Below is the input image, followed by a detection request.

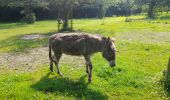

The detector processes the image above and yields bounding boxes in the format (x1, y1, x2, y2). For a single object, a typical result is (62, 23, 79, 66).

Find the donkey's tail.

(49, 45, 53, 61)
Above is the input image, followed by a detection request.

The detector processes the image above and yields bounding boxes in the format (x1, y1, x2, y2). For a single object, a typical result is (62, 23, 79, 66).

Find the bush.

(22, 13, 36, 24)
(125, 17, 132, 22)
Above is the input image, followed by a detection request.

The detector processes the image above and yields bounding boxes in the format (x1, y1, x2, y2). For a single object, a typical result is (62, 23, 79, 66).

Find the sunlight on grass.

(1, 14, 170, 53)
(0, 14, 170, 99)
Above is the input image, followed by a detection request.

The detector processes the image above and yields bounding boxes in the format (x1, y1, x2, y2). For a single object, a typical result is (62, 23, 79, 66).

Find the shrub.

(22, 13, 36, 24)
(125, 17, 132, 22)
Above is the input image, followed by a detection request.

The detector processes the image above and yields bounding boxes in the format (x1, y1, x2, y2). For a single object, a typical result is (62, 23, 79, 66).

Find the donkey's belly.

(63, 51, 83, 56)
(62, 49, 84, 56)
(61, 45, 85, 56)
(59, 36, 88, 56)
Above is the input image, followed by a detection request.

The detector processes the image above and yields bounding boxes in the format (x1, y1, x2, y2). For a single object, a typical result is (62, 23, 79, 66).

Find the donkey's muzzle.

(109, 61, 116, 67)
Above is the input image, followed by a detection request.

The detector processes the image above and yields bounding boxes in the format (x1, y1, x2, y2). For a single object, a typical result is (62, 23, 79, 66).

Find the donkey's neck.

(91, 37, 106, 53)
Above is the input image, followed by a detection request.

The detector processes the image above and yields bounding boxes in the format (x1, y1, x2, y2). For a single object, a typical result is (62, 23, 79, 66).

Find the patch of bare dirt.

(117, 31, 170, 43)
(21, 34, 46, 40)
(0, 47, 85, 73)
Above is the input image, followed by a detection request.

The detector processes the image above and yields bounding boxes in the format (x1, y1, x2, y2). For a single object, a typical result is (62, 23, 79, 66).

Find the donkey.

(49, 33, 116, 83)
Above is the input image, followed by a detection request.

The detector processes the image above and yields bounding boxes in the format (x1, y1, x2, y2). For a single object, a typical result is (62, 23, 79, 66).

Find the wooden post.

(71, 9, 73, 31)
(57, 18, 60, 32)
(57, 10, 60, 32)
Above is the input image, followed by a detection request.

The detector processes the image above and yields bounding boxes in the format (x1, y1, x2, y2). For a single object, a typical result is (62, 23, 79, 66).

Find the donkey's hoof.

(50, 69, 53, 72)
(88, 78, 92, 83)
(58, 73, 63, 77)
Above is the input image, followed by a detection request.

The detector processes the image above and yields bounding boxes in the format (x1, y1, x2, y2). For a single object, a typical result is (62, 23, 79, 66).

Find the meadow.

(0, 14, 170, 99)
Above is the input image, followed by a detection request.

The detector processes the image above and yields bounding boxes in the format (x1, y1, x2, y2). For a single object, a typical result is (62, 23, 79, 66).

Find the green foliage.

(0, 0, 48, 8)
(1, 14, 170, 52)
(78, 0, 121, 18)
(0, 0, 47, 23)
(22, 13, 36, 24)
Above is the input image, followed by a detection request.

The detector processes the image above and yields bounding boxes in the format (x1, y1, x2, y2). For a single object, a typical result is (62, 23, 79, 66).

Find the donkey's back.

(49, 33, 103, 56)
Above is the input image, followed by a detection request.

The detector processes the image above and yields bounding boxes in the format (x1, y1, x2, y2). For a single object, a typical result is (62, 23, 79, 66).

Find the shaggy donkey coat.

(49, 33, 116, 82)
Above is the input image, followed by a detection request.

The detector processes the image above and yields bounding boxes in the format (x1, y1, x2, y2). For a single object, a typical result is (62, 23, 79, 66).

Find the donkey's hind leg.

(50, 58, 54, 72)
(53, 53, 63, 76)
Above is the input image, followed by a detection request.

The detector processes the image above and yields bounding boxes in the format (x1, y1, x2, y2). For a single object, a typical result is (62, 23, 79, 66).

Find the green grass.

(0, 14, 170, 53)
(0, 14, 170, 99)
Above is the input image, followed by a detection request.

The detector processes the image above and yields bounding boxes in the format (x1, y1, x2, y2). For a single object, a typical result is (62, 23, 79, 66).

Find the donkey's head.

(102, 37, 116, 67)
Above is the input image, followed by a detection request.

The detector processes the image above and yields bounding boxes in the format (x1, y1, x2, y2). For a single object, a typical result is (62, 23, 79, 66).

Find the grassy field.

(0, 14, 170, 99)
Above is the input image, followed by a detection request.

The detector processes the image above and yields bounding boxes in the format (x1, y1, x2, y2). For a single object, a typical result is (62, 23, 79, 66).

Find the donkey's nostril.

(109, 61, 116, 67)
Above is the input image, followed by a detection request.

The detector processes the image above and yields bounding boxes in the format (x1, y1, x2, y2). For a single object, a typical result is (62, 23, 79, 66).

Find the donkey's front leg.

(86, 64, 89, 74)
(84, 55, 93, 83)
(84, 56, 89, 74)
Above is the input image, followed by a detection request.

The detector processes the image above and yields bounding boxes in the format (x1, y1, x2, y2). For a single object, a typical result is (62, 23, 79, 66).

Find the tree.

(77, 0, 115, 19)
(92, 0, 114, 19)
(162, 0, 170, 13)
(147, 0, 157, 18)
(134, 0, 158, 18)
(49, 0, 78, 31)
(0, 0, 48, 23)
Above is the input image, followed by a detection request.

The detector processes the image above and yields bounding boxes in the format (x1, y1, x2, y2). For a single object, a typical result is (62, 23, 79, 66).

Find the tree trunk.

(70, 10, 73, 31)
(63, 18, 69, 30)
(57, 11, 60, 31)
(148, 0, 156, 18)
(161, 7, 163, 15)
(98, 5, 105, 19)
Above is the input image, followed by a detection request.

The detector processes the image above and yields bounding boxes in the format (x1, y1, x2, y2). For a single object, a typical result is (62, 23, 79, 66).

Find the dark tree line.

(0, 0, 170, 25)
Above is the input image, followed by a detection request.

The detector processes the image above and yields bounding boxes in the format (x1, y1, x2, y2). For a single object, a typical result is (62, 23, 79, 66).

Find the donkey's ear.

(110, 37, 115, 42)
(108, 37, 114, 42)
(107, 37, 111, 43)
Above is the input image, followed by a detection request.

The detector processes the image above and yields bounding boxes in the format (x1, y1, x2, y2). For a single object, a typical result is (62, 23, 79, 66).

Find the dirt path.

(117, 31, 170, 44)
(0, 47, 85, 73)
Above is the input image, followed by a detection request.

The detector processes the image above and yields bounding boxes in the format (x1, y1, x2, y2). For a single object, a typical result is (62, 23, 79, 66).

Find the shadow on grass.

(159, 14, 170, 20)
(163, 75, 170, 99)
(0, 22, 28, 30)
(0, 32, 55, 53)
(162, 58, 170, 98)
(31, 72, 108, 100)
